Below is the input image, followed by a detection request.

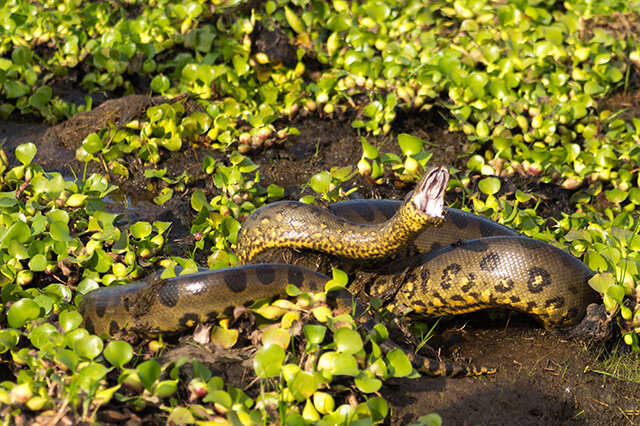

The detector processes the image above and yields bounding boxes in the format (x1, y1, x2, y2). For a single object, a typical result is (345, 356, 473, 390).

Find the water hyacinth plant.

(1, 0, 640, 422)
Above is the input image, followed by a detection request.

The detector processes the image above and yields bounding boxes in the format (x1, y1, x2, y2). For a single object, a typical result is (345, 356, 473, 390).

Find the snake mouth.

(413, 165, 449, 218)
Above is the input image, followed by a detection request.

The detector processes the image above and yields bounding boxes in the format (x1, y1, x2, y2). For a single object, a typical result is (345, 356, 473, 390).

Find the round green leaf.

(15, 143, 37, 166)
(29, 323, 58, 349)
(290, 371, 318, 402)
(397, 133, 424, 156)
(334, 328, 363, 355)
(154, 379, 178, 398)
(0, 221, 32, 247)
(254, 343, 286, 378)
(168, 406, 195, 424)
(150, 75, 170, 93)
(0, 329, 20, 353)
(303, 325, 327, 345)
(29, 253, 47, 272)
(7, 298, 41, 328)
(309, 172, 332, 194)
(75, 335, 104, 360)
(130, 222, 152, 239)
(386, 348, 413, 377)
(59, 311, 83, 332)
(355, 370, 382, 393)
(478, 177, 501, 195)
(318, 351, 359, 376)
(50, 221, 72, 241)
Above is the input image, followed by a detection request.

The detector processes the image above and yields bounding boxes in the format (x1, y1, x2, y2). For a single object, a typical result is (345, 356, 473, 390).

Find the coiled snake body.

(80, 166, 597, 376)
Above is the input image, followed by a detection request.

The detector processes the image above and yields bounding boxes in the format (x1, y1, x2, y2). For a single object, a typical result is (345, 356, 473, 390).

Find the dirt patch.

(3, 97, 639, 425)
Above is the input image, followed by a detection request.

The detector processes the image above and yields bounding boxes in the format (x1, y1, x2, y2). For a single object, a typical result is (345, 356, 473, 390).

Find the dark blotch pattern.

(257, 265, 276, 285)
(95, 301, 107, 318)
(430, 242, 443, 251)
(478, 221, 493, 237)
(158, 283, 179, 307)
(545, 296, 565, 309)
(448, 211, 469, 229)
(515, 237, 541, 250)
(494, 278, 514, 293)
(355, 203, 376, 222)
(178, 313, 200, 329)
(461, 239, 489, 252)
(287, 267, 304, 288)
(206, 310, 219, 321)
(440, 263, 461, 289)
(450, 295, 465, 302)
(526, 267, 552, 293)
(565, 307, 579, 320)
(480, 252, 500, 271)
(460, 273, 477, 292)
(224, 269, 247, 293)
(84, 317, 94, 334)
(109, 320, 120, 335)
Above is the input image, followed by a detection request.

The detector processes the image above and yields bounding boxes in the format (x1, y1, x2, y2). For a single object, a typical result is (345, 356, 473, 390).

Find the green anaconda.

(80, 165, 598, 376)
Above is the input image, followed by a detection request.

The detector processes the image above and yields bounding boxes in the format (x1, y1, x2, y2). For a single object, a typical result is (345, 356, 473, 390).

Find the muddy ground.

(2, 94, 640, 425)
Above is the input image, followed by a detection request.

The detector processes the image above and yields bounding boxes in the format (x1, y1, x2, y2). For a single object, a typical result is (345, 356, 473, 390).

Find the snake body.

(80, 165, 597, 376)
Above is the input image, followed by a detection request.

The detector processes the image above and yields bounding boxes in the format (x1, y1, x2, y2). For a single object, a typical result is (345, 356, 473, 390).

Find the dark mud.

(2, 95, 640, 425)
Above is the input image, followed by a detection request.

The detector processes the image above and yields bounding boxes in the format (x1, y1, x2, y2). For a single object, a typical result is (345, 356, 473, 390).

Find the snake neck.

(237, 198, 444, 263)
(237, 165, 449, 263)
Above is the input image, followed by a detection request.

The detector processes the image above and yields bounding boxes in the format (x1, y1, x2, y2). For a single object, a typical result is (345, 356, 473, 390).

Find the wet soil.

(2, 95, 640, 425)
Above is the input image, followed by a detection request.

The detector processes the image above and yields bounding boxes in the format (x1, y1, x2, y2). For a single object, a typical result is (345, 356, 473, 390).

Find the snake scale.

(80, 165, 597, 377)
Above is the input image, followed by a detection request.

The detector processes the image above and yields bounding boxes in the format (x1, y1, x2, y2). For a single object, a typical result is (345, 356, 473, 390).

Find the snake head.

(412, 165, 449, 219)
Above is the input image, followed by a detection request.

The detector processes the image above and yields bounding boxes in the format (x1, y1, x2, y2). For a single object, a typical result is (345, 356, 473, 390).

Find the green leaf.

(130, 222, 152, 239)
(605, 284, 625, 304)
(386, 348, 413, 377)
(4, 81, 30, 99)
(7, 298, 41, 328)
(153, 187, 173, 205)
(355, 370, 382, 393)
(75, 335, 104, 360)
(254, 343, 285, 378)
(309, 171, 332, 194)
(29, 86, 53, 111)
(29, 253, 47, 272)
(317, 351, 359, 376)
(50, 221, 72, 241)
(290, 371, 317, 401)
(334, 328, 363, 355)
(30, 323, 59, 349)
(54, 348, 80, 371)
(150, 75, 170, 93)
(478, 177, 501, 195)
(59, 311, 83, 332)
(397, 133, 424, 156)
(137, 360, 162, 391)
(605, 188, 628, 204)
(0, 329, 20, 353)
(154, 379, 178, 398)
(267, 184, 284, 199)
(303, 325, 327, 345)
(285, 7, 305, 34)
(104, 341, 134, 368)
(15, 143, 37, 165)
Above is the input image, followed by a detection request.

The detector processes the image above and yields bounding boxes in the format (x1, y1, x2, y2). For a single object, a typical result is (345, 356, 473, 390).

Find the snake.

(79, 165, 598, 376)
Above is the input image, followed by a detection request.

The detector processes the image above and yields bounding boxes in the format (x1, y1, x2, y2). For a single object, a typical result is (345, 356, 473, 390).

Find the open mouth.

(413, 165, 449, 218)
